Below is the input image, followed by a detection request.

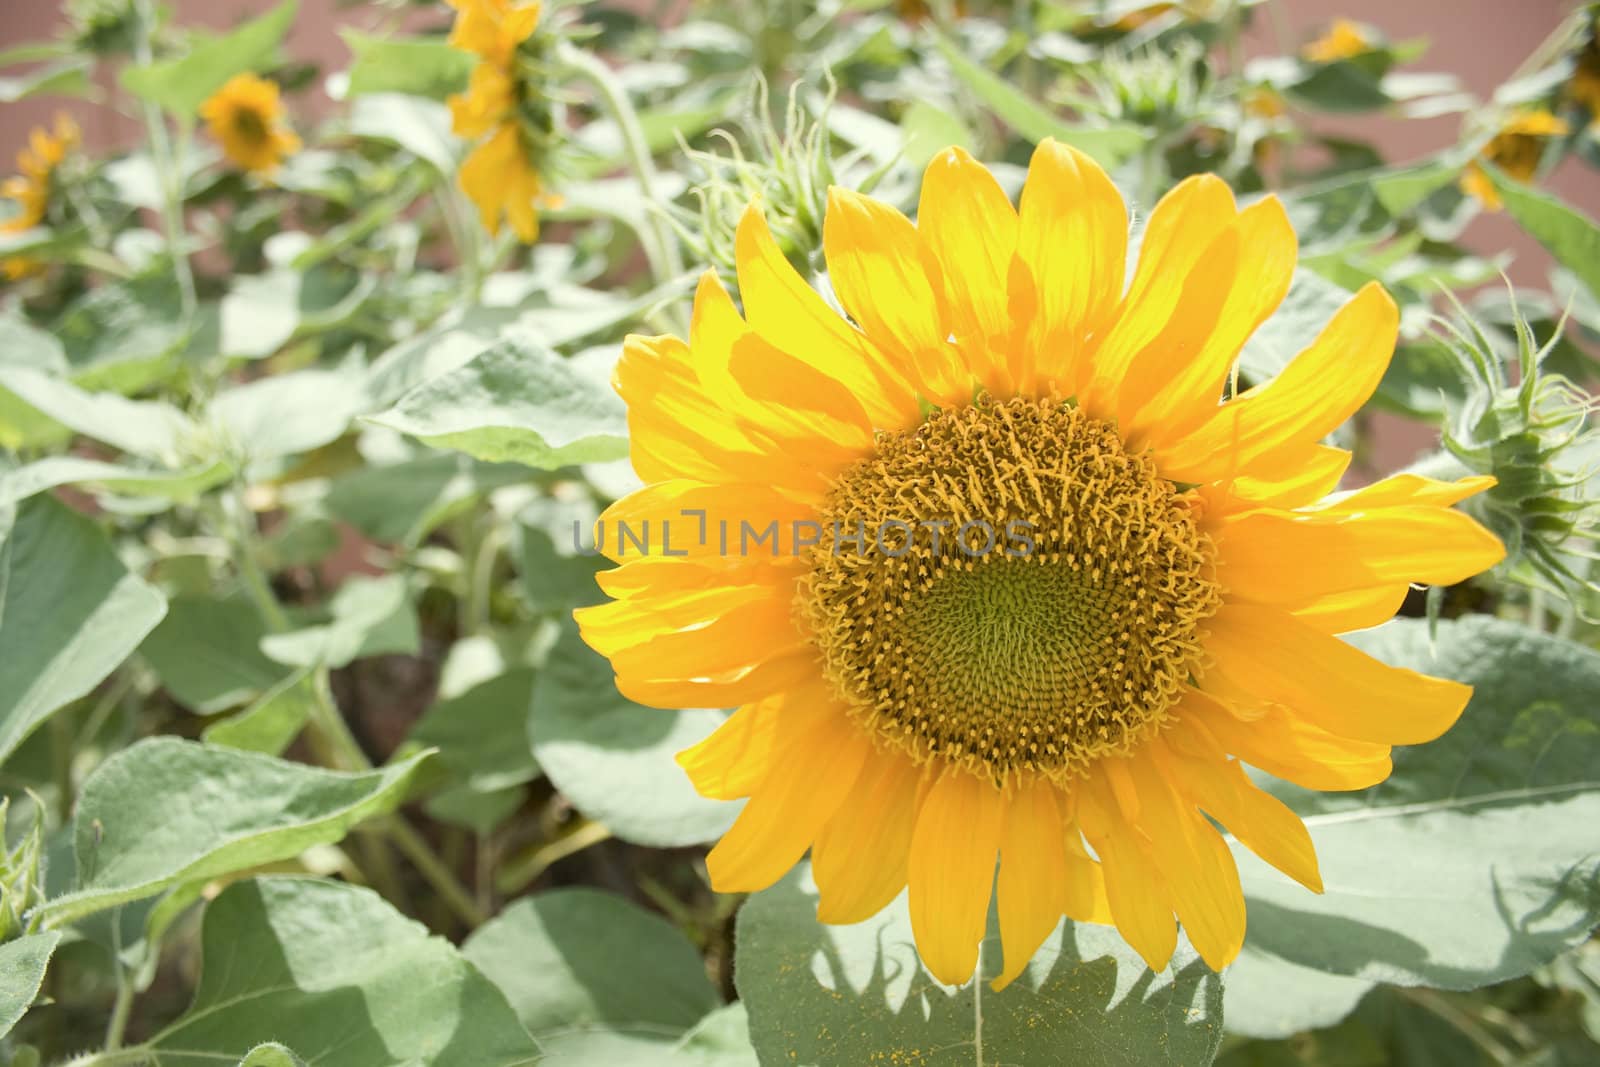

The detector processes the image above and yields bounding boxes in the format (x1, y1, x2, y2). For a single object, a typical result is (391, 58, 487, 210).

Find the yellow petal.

(734, 203, 920, 429)
(676, 698, 784, 800)
(917, 145, 1018, 387)
(1123, 754, 1247, 970)
(1216, 505, 1506, 605)
(1009, 139, 1128, 391)
(617, 649, 821, 710)
(813, 752, 927, 924)
(824, 187, 964, 403)
(907, 771, 1005, 986)
(1206, 602, 1472, 746)
(594, 482, 819, 565)
(992, 779, 1070, 990)
(1315, 473, 1497, 512)
(1181, 687, 1393, 791)
(1127, 196, 1297, 445)
(1061, 821, 1112, 926)
(1160, 283, 1399, 483)
(706, 711, 870, 892)
(1076, 778, 1177, 972)
(1289, 584, 1411, 633)
(1080, 175, 1235, 412)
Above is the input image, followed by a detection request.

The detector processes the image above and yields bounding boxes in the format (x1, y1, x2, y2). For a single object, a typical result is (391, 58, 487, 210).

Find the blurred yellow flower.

(1460, 110, 1570, 211)
(199, 73, 301, 174)
(1302, 18, 1373, 63)
(577, 143, 1504, 988)
(446, 0, 549, 242)
(1568, 32, 1600, 122)
(1, 113, 78, 280)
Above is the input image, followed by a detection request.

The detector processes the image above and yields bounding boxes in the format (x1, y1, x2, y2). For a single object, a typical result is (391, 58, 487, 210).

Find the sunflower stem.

(558, 41, 686, 322)
(132, 0, 197, 323)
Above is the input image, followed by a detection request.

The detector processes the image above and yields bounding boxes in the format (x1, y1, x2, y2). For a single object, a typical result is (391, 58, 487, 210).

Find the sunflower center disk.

(800, 395, 1221, 784)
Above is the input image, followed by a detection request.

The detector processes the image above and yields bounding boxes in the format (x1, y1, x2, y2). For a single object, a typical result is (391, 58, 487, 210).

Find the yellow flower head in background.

(199, 73, 301, 174)
(1567, 30, 1600, 121)
(1302, 18, 1374, 63)
(447, 0, 549, 243)
(2, 113, 79, 280)
(576, 143, 1506, 987)
(1460, 110, 1569, 211)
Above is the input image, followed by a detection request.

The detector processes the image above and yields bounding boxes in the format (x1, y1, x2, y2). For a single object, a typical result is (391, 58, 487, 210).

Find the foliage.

(1, 0, 1598, 1064)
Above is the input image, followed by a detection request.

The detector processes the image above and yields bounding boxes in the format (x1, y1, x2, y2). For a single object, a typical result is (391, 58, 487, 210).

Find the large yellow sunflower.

(446, 0, 549, 243)
(576, 142, 1505, 989)
(199, 73, 300, 175)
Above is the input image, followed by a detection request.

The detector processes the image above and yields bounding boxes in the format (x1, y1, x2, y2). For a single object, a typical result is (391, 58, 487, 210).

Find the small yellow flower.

(576, 143, 1505, 987)
(199, 73, 300, 175)
(1460, 110, 1570, 211)
(459, 123, 546, 243)
(446, 0, 550, 243)
(1, 113, 78, 280)
(1302, 18, 1373, 63)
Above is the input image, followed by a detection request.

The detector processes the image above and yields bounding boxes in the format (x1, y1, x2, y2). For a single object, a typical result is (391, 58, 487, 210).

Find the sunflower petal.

(993, 779, 1070, 991)
(907, 771, 1005, 986)
(813, 753, 927, 924)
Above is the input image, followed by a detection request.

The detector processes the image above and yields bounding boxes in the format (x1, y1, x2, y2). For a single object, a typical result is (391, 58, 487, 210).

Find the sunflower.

(446, 0, 552, 243)
(2, 113, 78, 280)
(576, 142, 1505, 988)
(1567, 30, 1600, 124)
(1302, 18, 1373, 63)
(199, 73, 300, 175)
(1460, 110, 1569, 211)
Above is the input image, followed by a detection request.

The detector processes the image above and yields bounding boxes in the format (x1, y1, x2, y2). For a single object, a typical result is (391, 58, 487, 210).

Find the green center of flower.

(800, 395, 1220, 783)
(233, 107, 269, 145)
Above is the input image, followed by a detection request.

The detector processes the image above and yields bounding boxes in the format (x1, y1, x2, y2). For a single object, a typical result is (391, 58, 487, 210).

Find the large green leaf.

(736, 865, 1225, 1066)
(1488, 166, 1600, 301)
(1226, 618, 1600, 1037)
(529, 622, 735, 847)
(409, 669, 541, 793)
(343, 30, 475, 100)
(463, 889, 720, 1039)
(536, 1005, 756, 1067)
(366, 336, 629, 470)
(0, 931, 60, 1038)
(121, 1, 299, 117)
(0, 365, 195, 459)
(325, 452, 528, 547)
(139, 594, 288, 714)
(210, 367, 366, 463)
(135, 877, 540, 1065)
(931, 34, 1144, 165)
(0, 455, 232, 508)
(259, 574, 419, 669)
(38, 739, 431, 927)
(0, 495, 166, 766)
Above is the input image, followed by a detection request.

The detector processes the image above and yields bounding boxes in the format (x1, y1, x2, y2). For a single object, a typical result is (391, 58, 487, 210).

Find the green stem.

(388, 818, 488, 927)
(104, 909, 134, 1051)
(496, 817, 612, 894)
(558, 42, 685, 292)
(64, 1050, 152, 1067)
(132, 0, 196, 322)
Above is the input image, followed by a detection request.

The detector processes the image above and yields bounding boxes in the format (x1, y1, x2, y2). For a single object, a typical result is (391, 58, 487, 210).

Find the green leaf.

(210, 367, 366, 463)
(0, 365, 196, 459)
(1488, 166, 1600, 301)
(463, 889, 720, 1040)
(218, 267, 373, 360)
(38, 739, 431, 927)
(326, 452, 528, 547)
(517, 496, 605, 613)
(55, 277, 189, 390)
(121, 1, 299, 117)
(535, 1006, 757, 1067)
(139, 595, 288, 714)
(0, 931, 60, 1038)
(138, 877, 540, 1064)
(203, 669, 316, 756)
(410, 669, 541, 792)
(366, 336, 630, 470)
(1230, 618, 1600, 1036)
(736, 865, 1225, 1066)
(0, 495, 167, 766)
(0, 57, 92, 102)
(260, 574, 419, 669)
(932, 33, 1144, 165)
(1222, 945, 1377, 1040)
(343, 30, 475, 100)
(348, 93, 460, 174)
(0, 455, 232, 509)
(529, 622, 735, 847)
(238, 1044, 307, 1067)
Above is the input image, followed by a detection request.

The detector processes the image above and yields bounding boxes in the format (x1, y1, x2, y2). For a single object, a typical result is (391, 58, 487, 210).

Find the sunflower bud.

(0, 798, 46, 942)
(1437, 297, 1599, 613)
(66, 0, 141, 57)
(671, 77, 881, 283)
(1075, 41, 1215, 135)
